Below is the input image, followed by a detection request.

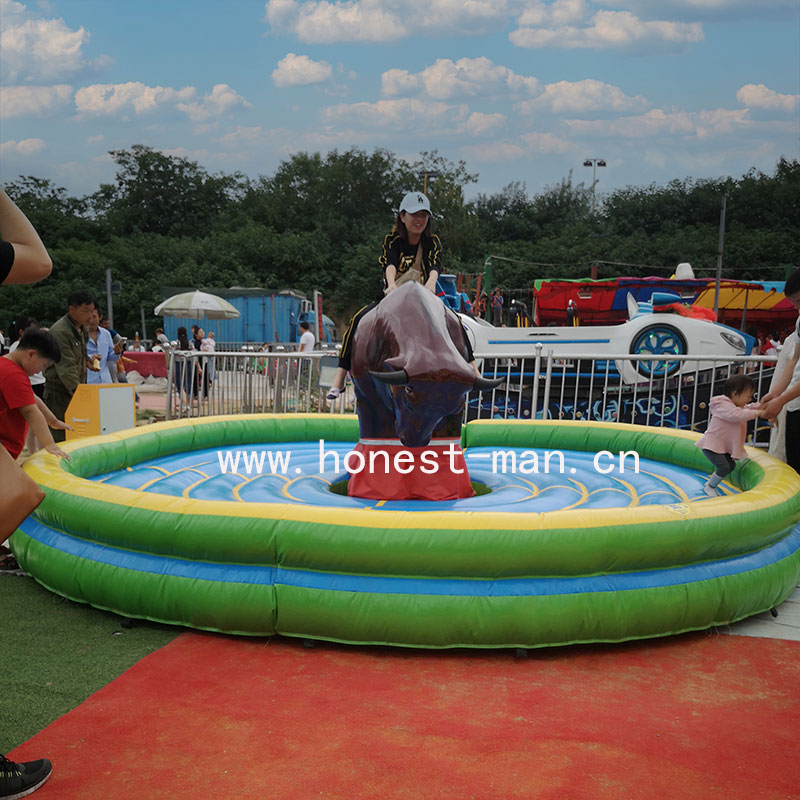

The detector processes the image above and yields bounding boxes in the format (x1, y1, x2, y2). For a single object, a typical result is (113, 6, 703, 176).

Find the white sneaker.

(703, 480, 720, 497)
(326, 387, 342, 400)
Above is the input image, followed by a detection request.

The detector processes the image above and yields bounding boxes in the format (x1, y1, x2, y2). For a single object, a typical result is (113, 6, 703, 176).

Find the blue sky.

(1, 0, 798, 202)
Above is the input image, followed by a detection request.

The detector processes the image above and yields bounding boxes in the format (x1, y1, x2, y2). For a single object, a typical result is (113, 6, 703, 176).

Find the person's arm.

(424, 235, 442, 293)
(380, 232, 399, 294)
(0, 189, 52, 285)
(34, 395, 73, 433)
(424, 269, 439, 293)
(760, 343, 800, 418)
(384, 264, 397, 294)
(19, 403, 69, 458)
(105, 336, 119, 363)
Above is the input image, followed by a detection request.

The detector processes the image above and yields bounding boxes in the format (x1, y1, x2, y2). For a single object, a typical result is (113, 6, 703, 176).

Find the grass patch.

(0, 575, 179, 749)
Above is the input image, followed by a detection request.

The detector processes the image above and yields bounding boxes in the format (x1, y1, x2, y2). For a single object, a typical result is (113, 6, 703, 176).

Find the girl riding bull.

(326, 191, 477, 399)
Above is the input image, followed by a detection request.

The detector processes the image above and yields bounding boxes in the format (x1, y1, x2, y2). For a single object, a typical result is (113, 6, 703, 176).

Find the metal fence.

(165, 349, 777, 447)
(166, 350, 351, 417)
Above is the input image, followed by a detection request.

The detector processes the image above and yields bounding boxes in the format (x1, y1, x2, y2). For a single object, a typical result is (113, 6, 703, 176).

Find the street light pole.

(421, 170, 441, 194)
(583, 158, 606, 210)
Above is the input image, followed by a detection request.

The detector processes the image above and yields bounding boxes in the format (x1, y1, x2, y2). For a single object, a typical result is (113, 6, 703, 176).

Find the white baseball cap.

(399, 191, 431, 215)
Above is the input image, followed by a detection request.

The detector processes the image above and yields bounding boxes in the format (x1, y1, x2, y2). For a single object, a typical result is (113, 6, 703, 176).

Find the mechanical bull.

(347, 281, 502, 500)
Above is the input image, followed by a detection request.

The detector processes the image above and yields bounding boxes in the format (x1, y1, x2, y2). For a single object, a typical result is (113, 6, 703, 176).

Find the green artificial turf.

(0, 575, 179, 750)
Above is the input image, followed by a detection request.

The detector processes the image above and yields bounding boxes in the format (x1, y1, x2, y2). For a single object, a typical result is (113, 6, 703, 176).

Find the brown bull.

(351, 281, 501, 448)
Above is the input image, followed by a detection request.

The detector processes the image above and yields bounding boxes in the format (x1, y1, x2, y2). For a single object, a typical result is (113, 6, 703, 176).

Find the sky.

(1, 0, 798, 203)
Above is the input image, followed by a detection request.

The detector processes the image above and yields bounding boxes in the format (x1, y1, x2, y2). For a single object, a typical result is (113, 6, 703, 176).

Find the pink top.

(695, 395, 759, 460)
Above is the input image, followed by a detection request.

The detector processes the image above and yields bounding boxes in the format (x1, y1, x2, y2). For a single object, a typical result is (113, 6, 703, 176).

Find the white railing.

(469, 349, 775, 446)
(165, 349, 777, 446)
(166, 351, 352, 418)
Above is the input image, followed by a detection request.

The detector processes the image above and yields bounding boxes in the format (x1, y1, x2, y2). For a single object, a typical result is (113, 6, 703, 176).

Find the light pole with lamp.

(583, 158, 606, 210)
(420, 170, 440, 195)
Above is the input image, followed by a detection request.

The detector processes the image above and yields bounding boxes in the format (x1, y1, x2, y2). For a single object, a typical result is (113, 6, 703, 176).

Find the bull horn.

(368, 369, 408, 385)
(473, 376, 506, 391)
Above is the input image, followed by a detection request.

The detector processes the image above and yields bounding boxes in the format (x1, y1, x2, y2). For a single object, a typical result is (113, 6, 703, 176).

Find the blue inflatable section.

(91, 441, 729, 511)
(18, 516, 800, 597)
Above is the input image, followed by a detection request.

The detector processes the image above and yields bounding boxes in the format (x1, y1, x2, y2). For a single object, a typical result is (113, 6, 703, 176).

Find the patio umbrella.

(154, 290, 240, 320)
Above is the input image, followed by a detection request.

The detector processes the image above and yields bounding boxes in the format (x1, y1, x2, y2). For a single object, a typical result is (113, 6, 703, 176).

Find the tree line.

(1, 145, 797, 338)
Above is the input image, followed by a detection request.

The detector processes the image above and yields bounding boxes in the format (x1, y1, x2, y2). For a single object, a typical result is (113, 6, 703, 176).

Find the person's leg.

(328, 302, 376, 398)
(702, 449, 734, 495)
(785, 409, 800, 473)
(0, 753, 52, 797)
(43, 385, 71, 443)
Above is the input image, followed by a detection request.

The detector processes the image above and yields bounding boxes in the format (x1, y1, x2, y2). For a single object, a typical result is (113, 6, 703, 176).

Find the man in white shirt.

(761, 268, 800, 473)
(299, 321, 315, 352)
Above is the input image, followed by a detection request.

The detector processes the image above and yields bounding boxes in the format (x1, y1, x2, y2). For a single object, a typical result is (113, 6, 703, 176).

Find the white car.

(458, 300, 754, 385)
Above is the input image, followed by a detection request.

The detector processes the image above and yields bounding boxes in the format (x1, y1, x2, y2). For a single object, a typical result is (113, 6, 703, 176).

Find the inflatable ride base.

(10, 415, 800, 650)
(347, 439, 474, 500)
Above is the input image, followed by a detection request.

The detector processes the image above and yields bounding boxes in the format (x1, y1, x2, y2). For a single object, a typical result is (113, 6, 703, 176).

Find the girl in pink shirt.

(696, 374, 762, 496)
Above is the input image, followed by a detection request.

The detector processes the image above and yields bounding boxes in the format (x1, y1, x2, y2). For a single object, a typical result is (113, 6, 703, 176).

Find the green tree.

(92, 145, 240, 238)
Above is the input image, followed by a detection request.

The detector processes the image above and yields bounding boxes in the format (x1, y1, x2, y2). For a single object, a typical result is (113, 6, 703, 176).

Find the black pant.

(702, 449, 735, 478)
(786, 409, 800, 474)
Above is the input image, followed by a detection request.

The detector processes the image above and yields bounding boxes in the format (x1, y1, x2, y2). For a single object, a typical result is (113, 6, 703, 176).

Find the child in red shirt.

(1, 329, 70, 460)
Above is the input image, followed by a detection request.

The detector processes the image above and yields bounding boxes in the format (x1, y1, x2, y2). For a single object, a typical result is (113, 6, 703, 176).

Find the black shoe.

(0, 754, 53, 799)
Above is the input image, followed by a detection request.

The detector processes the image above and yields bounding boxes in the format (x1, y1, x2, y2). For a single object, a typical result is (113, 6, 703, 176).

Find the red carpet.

(11, 631, 800, 799)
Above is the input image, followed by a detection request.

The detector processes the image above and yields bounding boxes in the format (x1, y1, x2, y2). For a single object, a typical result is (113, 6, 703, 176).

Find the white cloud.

(565, 107, 750, 139)
(601, 1, 796, 19)
(177, 84, 251, 121)
(0, 0, 111, 82)
(0, 84, 72, 118)
(519, 131, 572, 152)
(461, 131, 570, 163)
(0, 137, 45, 156)
(511, 9, 704, 50)
(517, 0, 589, 27)
(461, 141, 527, 163)
(216, 126, 268, 145)
(736, 84, 798, 113)
(381, 57, 540, 100)
(321, 97, 468, 131)
(516, 79, 648, 113)
(463, 112, 507, 136)
(73, 82, 249, 121)
(75, 82, 195, 116)
(272, 53, 334, 87)
(266, 0, 404, 43)
(86, 134, 104, 144)
(265, 0, 515, 43)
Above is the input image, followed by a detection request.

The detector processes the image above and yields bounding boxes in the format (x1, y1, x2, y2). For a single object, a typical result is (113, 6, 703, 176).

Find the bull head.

(368, 369, 506, 447)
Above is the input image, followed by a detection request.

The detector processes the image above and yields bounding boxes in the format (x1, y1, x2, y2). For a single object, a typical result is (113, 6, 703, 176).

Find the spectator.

(760, 268, 800, 472)
(1, 329, 70, 462)
(43, 290, 95, 441)
(153, 327, 170, 351)
(86, 307, 119, 383)
(8, 316, 46, 453)
(490, 287, 503, 326)
(298, 321, 315, 353)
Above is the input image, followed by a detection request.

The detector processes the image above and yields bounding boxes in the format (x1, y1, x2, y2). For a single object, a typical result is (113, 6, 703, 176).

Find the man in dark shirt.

(43, 291, 96, 442)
